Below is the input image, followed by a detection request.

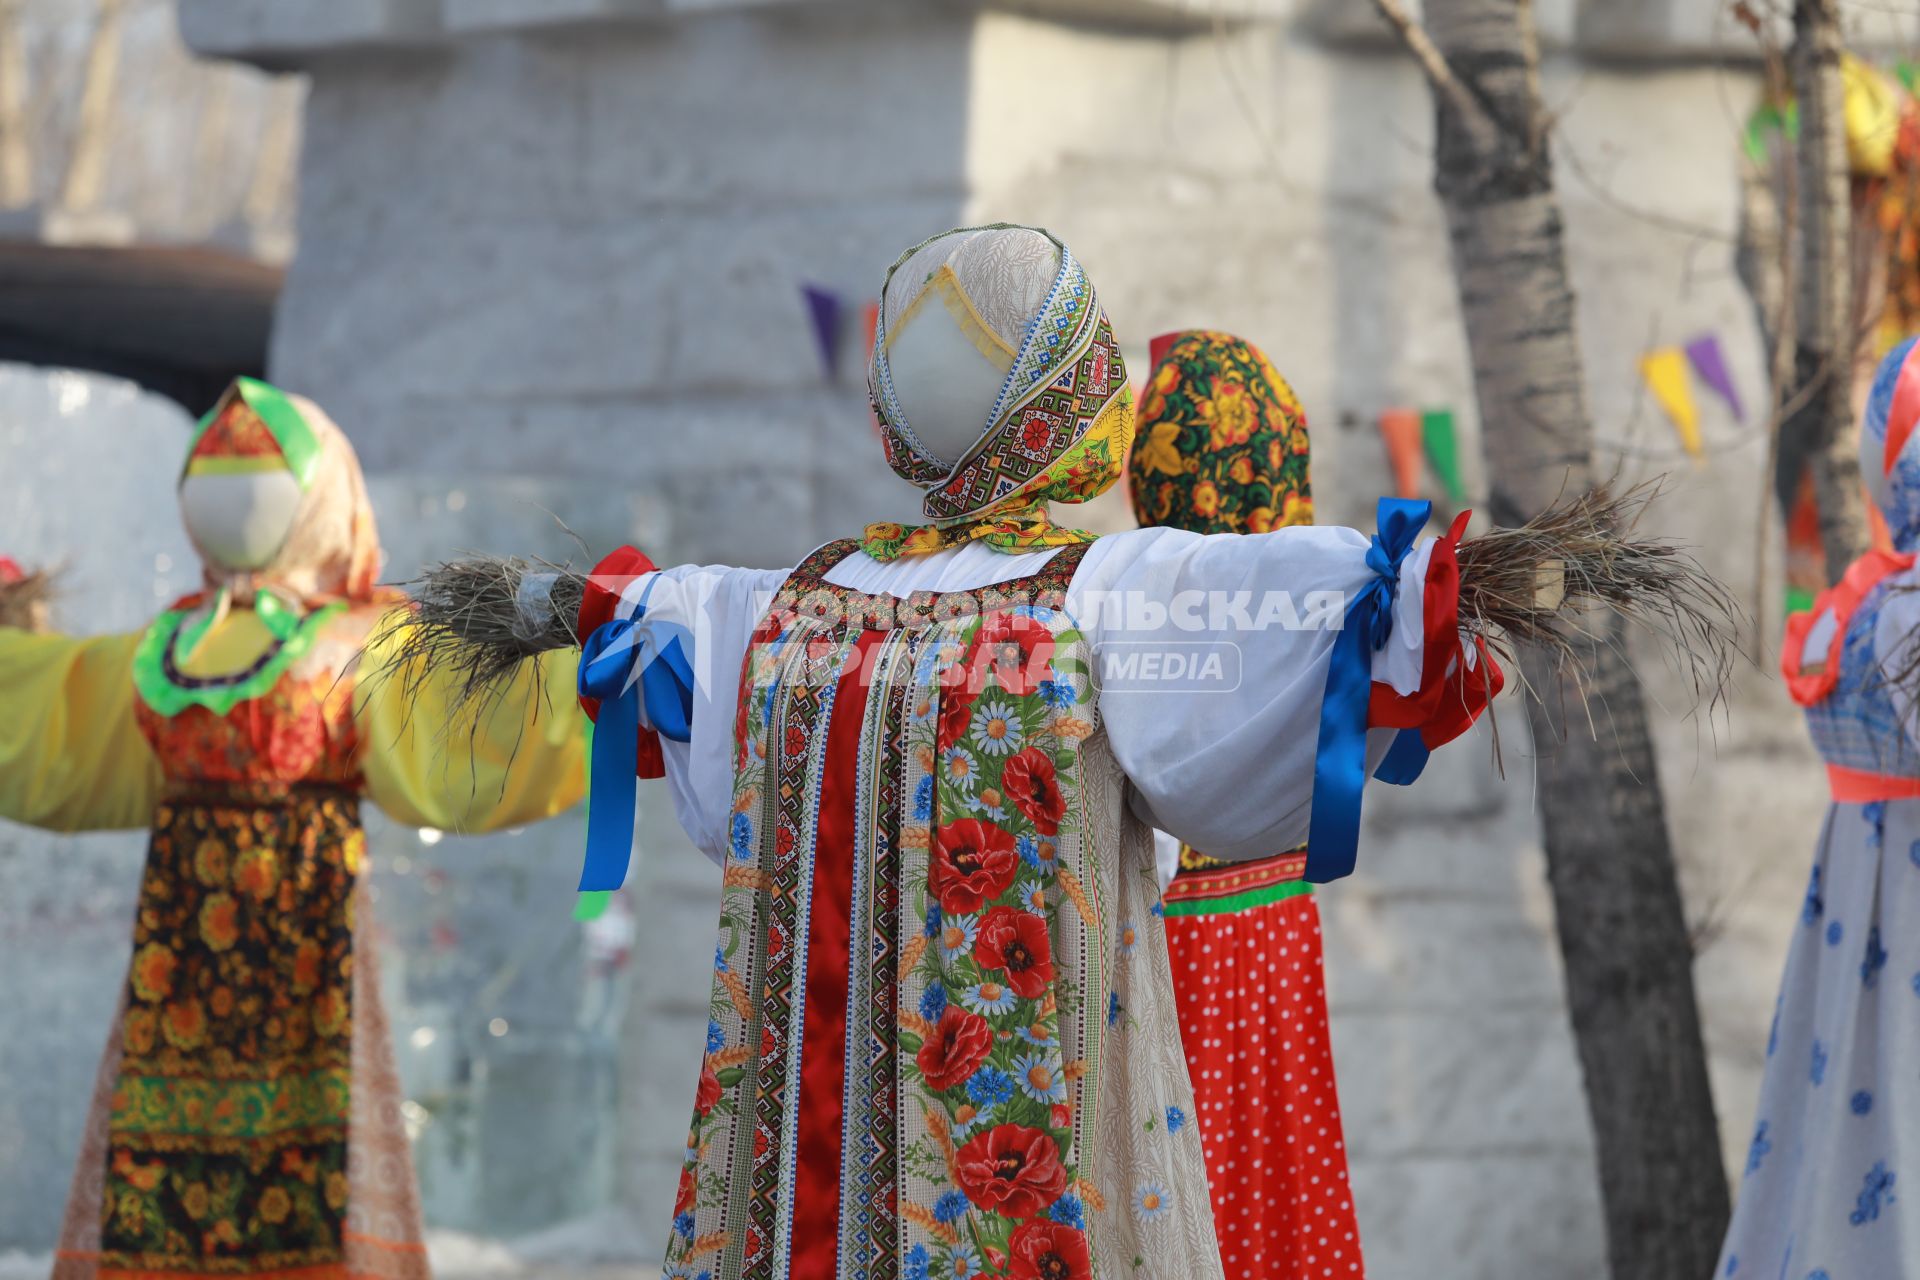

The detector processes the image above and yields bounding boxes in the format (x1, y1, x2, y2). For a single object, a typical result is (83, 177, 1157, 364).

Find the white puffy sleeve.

(1069, 524, 1497, 867)
(606, 562, 789, 864)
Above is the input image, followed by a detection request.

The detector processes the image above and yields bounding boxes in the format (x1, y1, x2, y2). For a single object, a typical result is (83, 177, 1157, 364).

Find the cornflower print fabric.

(1718, 338, 1920, 1279)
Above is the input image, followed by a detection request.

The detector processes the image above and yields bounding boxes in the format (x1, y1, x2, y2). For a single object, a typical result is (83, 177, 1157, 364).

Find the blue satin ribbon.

(1305, 497, 1432, 883)
(1374, 729, 1431, 785)
(577, 602, 695, 892)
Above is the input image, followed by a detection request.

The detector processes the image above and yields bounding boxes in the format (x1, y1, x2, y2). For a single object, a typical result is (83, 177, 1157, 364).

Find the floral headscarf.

(862, 225, 1134, 560)
(1862, 336, 1920, 551)
(182, 377, 386, 610)
(1127, 330, 1312, 534)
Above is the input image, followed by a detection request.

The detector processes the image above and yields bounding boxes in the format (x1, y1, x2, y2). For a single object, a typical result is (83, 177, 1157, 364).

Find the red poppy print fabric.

(892, 606, 1098, 1276)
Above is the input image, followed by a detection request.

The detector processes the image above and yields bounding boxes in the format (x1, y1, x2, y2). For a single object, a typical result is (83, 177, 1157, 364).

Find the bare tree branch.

(1369, 0, 1494, 132)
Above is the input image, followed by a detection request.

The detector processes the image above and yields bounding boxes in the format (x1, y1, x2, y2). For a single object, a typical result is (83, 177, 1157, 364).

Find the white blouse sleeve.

(614, 562, 789, 864)
(1069, 524, 1457, 866)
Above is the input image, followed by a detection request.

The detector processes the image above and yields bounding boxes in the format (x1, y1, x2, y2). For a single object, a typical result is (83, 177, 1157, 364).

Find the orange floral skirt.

(53, 785, 427, 1280)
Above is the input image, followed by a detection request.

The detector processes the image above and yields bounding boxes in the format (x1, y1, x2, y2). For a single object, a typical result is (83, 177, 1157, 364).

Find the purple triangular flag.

(801, 283, 844, 381)
(1684, 333, 1744, 423)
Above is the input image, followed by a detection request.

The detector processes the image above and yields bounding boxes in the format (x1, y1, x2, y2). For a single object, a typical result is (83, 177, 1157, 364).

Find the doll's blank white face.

(888, 298, 1010, 469)
(179, 470, 304, 571)
(881, 229, 1061, 470)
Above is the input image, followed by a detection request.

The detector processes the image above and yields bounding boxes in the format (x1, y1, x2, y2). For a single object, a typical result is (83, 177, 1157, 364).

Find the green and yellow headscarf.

(1127, 329, 1312, 535)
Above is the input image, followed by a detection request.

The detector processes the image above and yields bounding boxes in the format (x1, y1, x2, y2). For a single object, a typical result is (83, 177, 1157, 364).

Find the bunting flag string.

(1639, 346, 1704, 460)
(800, 283, 845, 381)
(1421, 407, 1466, 503)
(1378, 408, 1425, 500)
(1684, 333, 1744, 423)
(1785, 467, 1825, 616)
(1743, 100, 1798, 168)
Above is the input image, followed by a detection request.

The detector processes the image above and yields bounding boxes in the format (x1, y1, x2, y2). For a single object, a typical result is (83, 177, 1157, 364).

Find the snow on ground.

(0, 1215, 655, 1279)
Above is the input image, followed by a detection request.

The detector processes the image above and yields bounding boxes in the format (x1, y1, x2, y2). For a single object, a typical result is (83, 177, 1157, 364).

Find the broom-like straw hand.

(0, 563, 56, 633)
(376, 478, 1746, 730)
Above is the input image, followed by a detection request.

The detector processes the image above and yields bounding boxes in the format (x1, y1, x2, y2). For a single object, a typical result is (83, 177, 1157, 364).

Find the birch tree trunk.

(1378, 1, 1730, 1274)
(1784, 0, 1870, 581)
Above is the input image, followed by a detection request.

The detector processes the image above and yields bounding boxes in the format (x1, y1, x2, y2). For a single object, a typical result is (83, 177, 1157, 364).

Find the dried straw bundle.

(371, 554, 587, 719)
(0, 566, 55, 633)
(1455, 479, 1744, 713)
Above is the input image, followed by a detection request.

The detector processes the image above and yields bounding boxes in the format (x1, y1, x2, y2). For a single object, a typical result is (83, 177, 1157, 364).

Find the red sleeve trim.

(1367, 510, 1505, 750)
(576, 546, 667, 780)
(1780, 548, 1915, 707)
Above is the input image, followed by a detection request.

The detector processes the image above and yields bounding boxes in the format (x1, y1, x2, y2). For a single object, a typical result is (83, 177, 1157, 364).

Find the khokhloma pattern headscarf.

(1127, 329, 1312, 535)
(1129, 328, 1314, 873)
(861, 224, 1135, 560)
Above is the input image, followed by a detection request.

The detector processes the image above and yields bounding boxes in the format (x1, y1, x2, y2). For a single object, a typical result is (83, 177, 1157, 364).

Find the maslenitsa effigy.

(0, 380, 586, 1280)
(379, 225, 1740, 1280)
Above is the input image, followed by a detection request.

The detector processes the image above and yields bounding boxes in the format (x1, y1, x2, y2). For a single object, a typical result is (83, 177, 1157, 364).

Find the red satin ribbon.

(1368, 509, 1505, 750)
(787, 630, 880, 1272)
(576, 545, 666, 779)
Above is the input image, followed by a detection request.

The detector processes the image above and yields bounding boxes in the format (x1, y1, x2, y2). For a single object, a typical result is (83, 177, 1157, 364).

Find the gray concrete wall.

(0, 0, 1876, 1274)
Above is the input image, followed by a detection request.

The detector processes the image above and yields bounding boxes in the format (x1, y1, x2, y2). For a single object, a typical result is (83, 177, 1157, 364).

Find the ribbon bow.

(577, 595, 695, 893)
(1305, 497, 1432, 883)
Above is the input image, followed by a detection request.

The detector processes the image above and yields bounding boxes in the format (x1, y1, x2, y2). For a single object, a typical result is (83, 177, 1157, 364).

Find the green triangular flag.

(573, 715, 610, 921)
(1742, 101, 1800, 168)
(1421, 408, 1466, 503)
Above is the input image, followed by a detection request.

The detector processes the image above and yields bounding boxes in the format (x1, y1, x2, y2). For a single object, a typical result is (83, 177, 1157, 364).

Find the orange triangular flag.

(1378, 408, 1424, 499)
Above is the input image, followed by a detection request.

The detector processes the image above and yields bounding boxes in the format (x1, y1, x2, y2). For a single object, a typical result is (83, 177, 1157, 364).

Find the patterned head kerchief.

(181, 378, 386, 607)
(863, 224, 1134, 560)
(1127, 330, 1312, 535)
(1863, 337, 1920, 551)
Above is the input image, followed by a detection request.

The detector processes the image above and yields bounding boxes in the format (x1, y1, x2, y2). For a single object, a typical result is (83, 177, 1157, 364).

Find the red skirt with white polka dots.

(1164, 848, 1365, 1278)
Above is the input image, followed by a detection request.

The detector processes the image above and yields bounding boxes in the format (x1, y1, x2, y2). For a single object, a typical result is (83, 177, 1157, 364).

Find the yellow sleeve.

(0, 629, 162, 832)
(355, 607, 587, 833)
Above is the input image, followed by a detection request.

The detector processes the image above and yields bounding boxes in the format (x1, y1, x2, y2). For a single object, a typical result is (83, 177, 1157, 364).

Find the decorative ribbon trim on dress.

(1305, 497, 1432, 883)
(1827, 763, 1920, 802)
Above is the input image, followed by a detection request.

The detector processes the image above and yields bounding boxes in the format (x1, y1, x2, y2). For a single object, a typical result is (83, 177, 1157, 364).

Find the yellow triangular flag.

(1640, 347, 1702, 460)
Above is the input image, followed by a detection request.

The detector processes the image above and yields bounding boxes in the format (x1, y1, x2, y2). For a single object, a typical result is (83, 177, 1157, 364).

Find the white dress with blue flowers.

(1717, 563, 1920, 1280)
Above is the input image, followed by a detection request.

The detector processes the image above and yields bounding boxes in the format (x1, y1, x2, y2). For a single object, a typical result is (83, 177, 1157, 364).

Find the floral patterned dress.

(1, 600, 581, 1280)
(3, 377, 584, 1280)
(71, 603, 418, 1280)
(663, 540, 1221, 1280)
